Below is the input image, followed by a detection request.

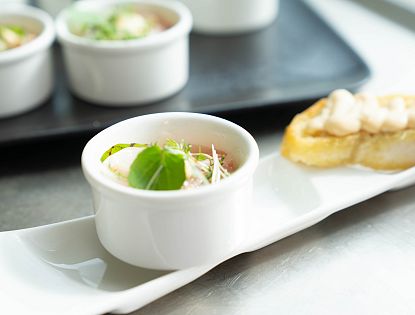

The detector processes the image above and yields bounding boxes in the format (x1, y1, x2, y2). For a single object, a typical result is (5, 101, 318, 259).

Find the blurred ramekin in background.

(180, 0, 279, 35)
(35, 0, 73, 17)
(0, 4, 54, 118)
(56, 0, 192, 106)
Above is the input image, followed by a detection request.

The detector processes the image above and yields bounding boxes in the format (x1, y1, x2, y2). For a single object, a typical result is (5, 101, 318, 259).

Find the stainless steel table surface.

(1, 109, 415, 315)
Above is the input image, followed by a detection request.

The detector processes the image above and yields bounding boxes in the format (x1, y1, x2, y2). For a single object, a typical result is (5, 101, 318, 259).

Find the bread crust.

(280, 96, 415, 170)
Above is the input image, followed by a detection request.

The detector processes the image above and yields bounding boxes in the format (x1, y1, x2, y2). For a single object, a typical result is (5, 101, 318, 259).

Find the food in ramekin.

(68, 5, 171, 41)
(0, 24, 37, 51)
(101, 139, 236, 190)
(0, 4, 54, 118)
(281, 89, 415, 170)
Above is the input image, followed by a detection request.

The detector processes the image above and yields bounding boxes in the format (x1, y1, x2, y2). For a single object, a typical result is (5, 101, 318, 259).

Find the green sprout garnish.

(68, 5, 167, 41)
(0, 25, 35, 51)
(101, 139, 232, 191)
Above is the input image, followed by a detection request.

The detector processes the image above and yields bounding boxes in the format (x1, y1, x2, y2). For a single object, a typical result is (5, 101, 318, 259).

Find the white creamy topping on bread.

(407, 106, 415, 128)
(308, 89, 415, 136)
(381, 97, 408, 132)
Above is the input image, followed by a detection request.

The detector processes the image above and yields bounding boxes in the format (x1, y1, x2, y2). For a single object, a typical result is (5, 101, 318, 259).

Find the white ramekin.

(0, 4, 54, 118)
(56, 0, 192, 106)
(180, 0, 278, 35)
(82, 113, 259, 270)
(0, 0, 28, 3)
(36, 0, 73, 17)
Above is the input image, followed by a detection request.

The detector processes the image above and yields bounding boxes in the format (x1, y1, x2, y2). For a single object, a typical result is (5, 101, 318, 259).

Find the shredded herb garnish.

(102, 139, 231, 191)
(68, 5, 168, 41)
(0, 25, 35, 52)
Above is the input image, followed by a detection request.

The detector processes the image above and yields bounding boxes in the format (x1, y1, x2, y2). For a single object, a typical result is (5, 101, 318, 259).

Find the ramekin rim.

(0, 4, 55, 64)
(55, 0, 192, 51)
(81, 112, 260, 201)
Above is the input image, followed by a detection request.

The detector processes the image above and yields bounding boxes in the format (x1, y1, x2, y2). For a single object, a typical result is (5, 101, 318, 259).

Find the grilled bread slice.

(280, 94, 415, 170)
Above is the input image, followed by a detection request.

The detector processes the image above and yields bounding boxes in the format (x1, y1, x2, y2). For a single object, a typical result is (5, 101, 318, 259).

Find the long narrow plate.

(1, 154, 414, 315)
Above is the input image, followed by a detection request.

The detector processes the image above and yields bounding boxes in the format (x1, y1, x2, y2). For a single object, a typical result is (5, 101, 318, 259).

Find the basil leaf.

(100, 143, 147, 162)
(128, 145, 186, 191)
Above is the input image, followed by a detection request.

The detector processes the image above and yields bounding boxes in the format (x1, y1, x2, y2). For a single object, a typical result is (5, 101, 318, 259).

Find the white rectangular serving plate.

(1, 154, 415, 315)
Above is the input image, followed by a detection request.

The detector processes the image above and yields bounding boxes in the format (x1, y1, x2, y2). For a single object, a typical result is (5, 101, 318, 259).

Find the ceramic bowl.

(56, 0, 192, 106)
(35, 0, 73, 17)
(0, 0, 28, 3)
(0, 4, 54, 118)
(82, 113, 259, 269)
(180, 0, 278, 35)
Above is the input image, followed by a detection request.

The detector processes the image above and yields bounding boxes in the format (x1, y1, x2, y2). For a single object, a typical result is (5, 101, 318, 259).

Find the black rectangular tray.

(0, 0, 370, 145)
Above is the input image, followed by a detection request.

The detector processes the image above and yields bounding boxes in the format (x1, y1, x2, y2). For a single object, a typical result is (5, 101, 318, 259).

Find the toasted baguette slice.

(281, 95, 415, 170)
